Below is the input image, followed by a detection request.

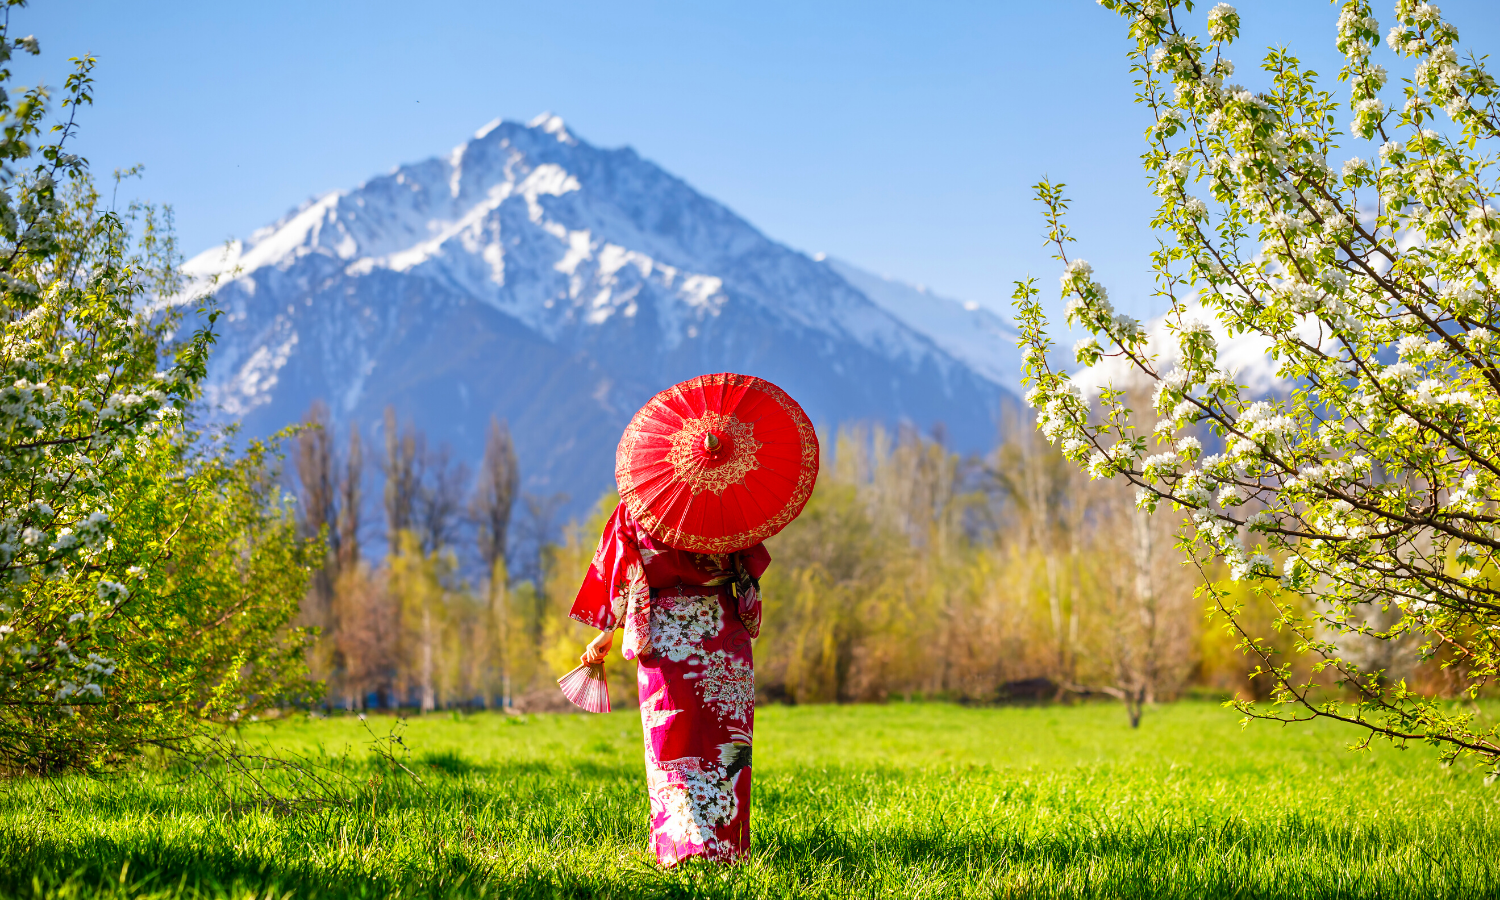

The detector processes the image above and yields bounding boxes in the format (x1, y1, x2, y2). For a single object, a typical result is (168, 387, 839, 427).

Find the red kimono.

(569, 502, 769, 866)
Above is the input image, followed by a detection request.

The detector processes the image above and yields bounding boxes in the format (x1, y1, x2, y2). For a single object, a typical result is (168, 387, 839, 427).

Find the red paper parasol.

(616, 373, 819, 554)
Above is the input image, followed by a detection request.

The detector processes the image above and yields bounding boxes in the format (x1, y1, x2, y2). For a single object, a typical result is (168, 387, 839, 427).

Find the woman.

(567, 371, 816, 865)
(568, 499, 769, 866)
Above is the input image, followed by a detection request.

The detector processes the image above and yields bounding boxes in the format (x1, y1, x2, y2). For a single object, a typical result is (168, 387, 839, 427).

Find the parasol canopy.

(616, 373, 819, 554)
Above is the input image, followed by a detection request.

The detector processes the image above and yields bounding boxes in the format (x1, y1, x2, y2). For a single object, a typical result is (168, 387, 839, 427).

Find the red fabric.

(568, 502, 768, 865)
(638, 587, 754, 864)
(569, 503, 768, 658)
(616, 373, 818, 554)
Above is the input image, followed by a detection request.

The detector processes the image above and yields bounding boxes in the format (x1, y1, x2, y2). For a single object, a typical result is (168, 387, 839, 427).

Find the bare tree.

(992, 394, 1198, 727)
(296, 401, 339, 571)
(415, 442, 469, 555)
(297, 404, 382, 708)
(472, 417, 519, 709)
(473, 418, 519, 574)
(337, 422, 363, 573)
(1084, 394, 1201, 727)
(1088, 488, 1197, 728)
(332, 421, 375, 709)
(517, 491, 569, 645)
(382, 406, 421, 551)
(295, 401, 340, 697)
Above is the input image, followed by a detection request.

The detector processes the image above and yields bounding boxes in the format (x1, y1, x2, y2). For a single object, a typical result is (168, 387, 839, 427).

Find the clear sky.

(18, 1, 1500, 324)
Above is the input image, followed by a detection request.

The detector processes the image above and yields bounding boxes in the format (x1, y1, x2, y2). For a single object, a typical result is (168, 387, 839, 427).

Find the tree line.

(292, 399, 1448, 727)
(292, 401, 532, 711)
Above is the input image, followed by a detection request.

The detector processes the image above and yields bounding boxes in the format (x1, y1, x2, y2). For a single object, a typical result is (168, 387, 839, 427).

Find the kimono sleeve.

(733, 543, 771, 639)
(568, 503, 654, 660)
(740, 543, 771, 580)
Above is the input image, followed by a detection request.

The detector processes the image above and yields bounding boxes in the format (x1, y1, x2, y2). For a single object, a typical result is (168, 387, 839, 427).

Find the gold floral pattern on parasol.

(664, 412, 763, 496)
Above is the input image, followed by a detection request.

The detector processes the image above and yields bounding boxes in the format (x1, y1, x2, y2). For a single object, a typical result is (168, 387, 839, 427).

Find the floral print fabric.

(569, 503, 768, 866)
(638, 586, 755, 863)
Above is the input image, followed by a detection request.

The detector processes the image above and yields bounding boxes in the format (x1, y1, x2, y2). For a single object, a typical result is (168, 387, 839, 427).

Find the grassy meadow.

(1, 701, 1498, 899)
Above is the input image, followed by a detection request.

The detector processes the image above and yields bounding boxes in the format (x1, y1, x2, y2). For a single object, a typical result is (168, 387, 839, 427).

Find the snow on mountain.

(181, 114, 1012, 510)
(818, 256, 1025, 396)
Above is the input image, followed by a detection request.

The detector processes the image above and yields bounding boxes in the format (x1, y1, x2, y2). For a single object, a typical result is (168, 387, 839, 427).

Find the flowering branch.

(1017, 0, 1500, 771)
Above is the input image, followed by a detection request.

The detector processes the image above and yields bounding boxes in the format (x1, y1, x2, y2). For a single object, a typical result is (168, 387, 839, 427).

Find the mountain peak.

(525, 111, 576, 145)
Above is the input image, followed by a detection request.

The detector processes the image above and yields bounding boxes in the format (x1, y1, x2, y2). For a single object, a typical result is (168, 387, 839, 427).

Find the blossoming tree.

(1016, 0, 1500, 768)
(0, 15, 316, 772)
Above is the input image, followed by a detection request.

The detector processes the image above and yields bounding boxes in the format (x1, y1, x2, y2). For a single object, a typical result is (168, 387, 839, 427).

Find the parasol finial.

(704, 433, 721, 452)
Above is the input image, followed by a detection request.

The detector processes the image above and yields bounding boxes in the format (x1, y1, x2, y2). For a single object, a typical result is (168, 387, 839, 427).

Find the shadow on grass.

(755, 817, 1497, 900)
(417, 749, 491, 776)
(3, 817, 1495, 900)
(7, 758, 643, 823)
(0, 831, 662, 900)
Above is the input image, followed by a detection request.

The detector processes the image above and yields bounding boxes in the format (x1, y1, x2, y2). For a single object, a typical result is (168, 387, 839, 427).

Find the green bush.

(0, 15, 318, 773)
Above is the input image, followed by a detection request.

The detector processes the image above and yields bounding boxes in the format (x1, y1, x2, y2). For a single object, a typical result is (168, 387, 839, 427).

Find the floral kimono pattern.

(570, 502, 768, 865)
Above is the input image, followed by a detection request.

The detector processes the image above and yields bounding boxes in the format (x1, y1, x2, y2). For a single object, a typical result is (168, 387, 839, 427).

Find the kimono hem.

(569, 503, 768, 866)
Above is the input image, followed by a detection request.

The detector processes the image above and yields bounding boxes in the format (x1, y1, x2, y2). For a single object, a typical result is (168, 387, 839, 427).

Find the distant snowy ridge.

(179, 114, 1010, 507)
(820, 256, 1024, 396)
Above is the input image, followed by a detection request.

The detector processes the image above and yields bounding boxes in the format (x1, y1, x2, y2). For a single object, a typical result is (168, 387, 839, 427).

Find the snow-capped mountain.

(182, 114, 1015, 508)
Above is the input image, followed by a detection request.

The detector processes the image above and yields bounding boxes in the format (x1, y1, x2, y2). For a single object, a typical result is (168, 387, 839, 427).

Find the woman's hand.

(581, 630, 614, 666)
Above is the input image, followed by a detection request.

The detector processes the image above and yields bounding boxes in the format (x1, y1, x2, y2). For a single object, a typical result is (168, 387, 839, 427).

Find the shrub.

(0, 20, 317, 773)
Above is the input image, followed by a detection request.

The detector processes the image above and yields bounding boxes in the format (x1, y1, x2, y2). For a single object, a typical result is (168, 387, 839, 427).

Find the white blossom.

(96, 580, 128, 603)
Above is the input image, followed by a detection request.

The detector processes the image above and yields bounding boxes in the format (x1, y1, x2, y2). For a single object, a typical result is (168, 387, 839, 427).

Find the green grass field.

(2, 702, 1497, 899)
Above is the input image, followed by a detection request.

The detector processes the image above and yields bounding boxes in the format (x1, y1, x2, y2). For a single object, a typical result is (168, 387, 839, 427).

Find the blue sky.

(19, 1, 1500, 323)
